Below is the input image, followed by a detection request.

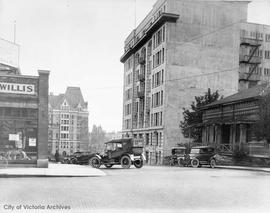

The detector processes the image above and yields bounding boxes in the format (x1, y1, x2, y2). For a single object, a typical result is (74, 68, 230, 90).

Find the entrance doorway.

(221, 124, 230, 144)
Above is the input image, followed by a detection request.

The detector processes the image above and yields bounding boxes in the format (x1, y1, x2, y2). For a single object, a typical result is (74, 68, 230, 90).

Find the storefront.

(0, 70, 49, 168)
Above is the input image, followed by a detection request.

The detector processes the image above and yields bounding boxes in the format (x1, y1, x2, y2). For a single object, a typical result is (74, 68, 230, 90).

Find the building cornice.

(120, 13, 179, 63)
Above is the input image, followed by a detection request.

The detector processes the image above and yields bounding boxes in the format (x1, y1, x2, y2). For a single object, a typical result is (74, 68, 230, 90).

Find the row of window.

(153, 25, 166, 50)
(61, 114, 71, 119)
(60, 126, 69, 131)
(61, 119, 69, 124)
(152, 70, 164, 88)
(145, 132, 163, 147)
(151, 111, 163, 127)
(241, 30, 270, 42)
(248, 66, 270, 76)
(152, 91, 163, 108)
(153, 48, 165, 68)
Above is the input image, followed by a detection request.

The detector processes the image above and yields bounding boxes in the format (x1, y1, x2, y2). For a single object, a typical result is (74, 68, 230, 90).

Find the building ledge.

(120, 13, 179, 63)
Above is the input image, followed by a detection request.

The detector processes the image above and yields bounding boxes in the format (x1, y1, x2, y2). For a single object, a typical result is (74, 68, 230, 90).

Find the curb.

(215, 166, 270, 173)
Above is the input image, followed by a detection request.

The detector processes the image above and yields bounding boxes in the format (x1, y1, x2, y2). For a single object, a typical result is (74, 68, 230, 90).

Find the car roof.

(172, 147, 186, 149)
(191, 146, 214, 149)
(105, 138, 132, 144)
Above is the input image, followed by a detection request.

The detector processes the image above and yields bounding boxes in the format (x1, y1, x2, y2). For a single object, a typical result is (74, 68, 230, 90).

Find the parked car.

(69, 151, 95, 165)
(188, 146, 216, 168)
(168, 147, 187, 166)
(89, 138, 145, 169)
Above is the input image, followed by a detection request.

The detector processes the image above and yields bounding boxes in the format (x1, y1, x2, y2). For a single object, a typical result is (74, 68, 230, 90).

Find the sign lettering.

(0, 82, 35, 95)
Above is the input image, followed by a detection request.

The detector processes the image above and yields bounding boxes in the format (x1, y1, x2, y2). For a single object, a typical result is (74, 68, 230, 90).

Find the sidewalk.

(215, 165, 270, 173)
(0, 163, 106, 177)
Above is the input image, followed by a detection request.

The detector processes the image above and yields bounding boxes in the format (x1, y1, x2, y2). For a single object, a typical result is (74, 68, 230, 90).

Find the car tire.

(134, 159, 143, 168)
(104, 164, 113, 168)
(191, 158, 200, 168)
(178, 158, 185, 167)
(210, 159, 216, 168)
(70, 158, 77, 164)
(89, 156, 101, 169)
(121, 156, 131, 169)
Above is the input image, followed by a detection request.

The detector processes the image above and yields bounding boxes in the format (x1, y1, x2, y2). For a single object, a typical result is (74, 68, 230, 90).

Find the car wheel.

(177, 158, 185, 167)
(104, 164, 113, 168)
(89, 156, 101, 168)
(70, 158, 77, 164)
(134, 159, 143, 169)
(120, 156, 131, 169)
(191, 158, 200, 168)
(210, 159, 216, 168)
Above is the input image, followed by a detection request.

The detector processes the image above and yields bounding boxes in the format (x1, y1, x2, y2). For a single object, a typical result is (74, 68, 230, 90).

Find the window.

(152, 70, 164, 88)
(265, 50, 270, 59)
(264, 68, 270, 75)
(60, 133, 69, 139)
(152, 91, 163, 108)
(126, 73, 132, 85)
(125, 103, 132, 116)
(265, 34, 270, 42)
(125, 88, 132, 100)
(153, 49, 165, 68)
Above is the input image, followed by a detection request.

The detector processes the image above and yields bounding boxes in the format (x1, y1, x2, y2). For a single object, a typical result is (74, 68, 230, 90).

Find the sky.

(0, 0, 270, 132)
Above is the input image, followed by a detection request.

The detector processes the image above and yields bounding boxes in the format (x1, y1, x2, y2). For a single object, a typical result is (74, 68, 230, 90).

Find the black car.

(188, 146, 216, 168)
(69, 151, 95, 165)
(89, 138, 145, 169)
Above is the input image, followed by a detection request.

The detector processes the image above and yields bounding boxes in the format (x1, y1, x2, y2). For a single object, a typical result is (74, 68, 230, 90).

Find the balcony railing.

(239, 55, 262, 64)
(240, 37, 262, 46)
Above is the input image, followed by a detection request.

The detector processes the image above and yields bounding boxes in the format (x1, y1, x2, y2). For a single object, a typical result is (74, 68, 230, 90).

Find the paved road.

(0, 166, 270, 212)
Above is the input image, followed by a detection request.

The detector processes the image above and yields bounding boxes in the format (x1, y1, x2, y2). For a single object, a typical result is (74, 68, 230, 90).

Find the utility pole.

(13, 20, 16, 43)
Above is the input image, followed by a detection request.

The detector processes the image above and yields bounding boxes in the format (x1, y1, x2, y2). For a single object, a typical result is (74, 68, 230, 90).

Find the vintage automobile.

(68, 151, 95, 165)
(89, 138, 145, 169)
(168, 147, 187, 166)
(188, 146, 216, 168)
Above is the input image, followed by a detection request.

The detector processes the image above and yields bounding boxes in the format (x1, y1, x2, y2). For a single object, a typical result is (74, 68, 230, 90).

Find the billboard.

(0, 38, 19, 68)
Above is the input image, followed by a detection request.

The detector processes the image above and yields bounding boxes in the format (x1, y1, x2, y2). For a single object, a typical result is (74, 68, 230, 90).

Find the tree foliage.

(180, 88, 221, 142)
(89, 125, 106, 152)
(253, 93, 270, 143)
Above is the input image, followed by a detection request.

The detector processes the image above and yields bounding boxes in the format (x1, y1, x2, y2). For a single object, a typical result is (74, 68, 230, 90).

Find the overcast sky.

(0, 0, 269, 132)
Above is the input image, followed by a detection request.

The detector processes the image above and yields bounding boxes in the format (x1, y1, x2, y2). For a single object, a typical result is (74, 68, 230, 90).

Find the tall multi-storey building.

(48, 87, 89, 156)
(120, 0, 270, 164)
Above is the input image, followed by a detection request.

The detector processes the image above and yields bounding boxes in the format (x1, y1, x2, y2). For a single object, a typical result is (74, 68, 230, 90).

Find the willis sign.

(0, 82, 35, 95)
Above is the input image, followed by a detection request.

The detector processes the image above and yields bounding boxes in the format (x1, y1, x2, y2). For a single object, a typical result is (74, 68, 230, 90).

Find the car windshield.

(106, 143, 123, 151)
(190, 149, 200, 154)
(173, 149, 185, 155)
(190, 148, 214, 154)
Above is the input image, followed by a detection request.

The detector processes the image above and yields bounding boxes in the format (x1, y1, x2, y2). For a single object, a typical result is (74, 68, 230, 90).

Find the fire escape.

(137, 48, 146, 129)
(239, 35, 262, 90)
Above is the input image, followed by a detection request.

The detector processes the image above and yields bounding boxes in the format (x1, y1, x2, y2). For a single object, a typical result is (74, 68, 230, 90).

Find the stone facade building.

(48, 87, 89, 156)
(120, 0, 270, 164)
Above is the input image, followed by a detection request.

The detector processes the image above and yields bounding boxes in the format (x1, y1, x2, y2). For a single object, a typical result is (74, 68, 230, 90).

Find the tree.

(180, 88, 221, 142)
(253, 93, 270, 143)
(89, 125, 106, 152)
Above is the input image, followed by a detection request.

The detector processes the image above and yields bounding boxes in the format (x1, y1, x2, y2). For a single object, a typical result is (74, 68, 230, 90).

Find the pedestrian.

(55, 150, 60, 163)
